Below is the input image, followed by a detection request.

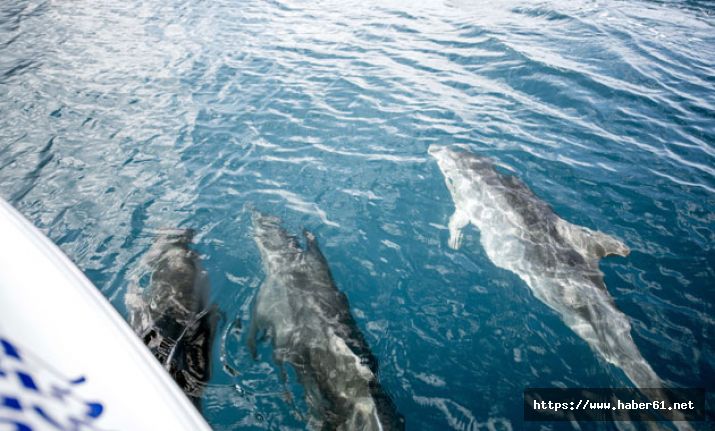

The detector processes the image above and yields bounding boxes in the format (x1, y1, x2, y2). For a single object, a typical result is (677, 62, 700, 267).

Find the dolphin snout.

(427, 145, 445, 157)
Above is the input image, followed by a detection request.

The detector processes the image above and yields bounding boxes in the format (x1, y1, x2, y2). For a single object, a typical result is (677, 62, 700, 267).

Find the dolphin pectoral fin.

(447, 209, 469, 250)
(557, 220, 630, 260)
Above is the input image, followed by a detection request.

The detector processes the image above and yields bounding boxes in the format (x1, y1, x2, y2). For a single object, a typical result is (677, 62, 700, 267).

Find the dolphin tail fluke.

(639, 387, 695, 431)
(447, 209, 470, 250)
(556, 220, 630, 260)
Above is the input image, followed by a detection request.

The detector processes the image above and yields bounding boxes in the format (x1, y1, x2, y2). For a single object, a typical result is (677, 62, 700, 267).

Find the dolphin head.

(429, 145, 462, 188)
(427, 144, 456, 169)
(139, 228, 195, 271)
(429, 144, 496, 181)
(251, 210, 303, 273)
(155, 228, 195, 242)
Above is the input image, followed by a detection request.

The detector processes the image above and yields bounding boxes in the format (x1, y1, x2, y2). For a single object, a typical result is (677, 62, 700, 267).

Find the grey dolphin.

(248, 211, 404, 431)
(428, 145, 692, 430)
(429, 145, 692, 429)
(126, 229, 216, 409)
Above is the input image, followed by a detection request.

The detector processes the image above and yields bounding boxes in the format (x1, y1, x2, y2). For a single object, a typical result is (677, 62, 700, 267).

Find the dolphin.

(430, 145, 695, 429)
(248, 211, 405, 431)
(429, 144, 669, 392)
(126, 229, 216, 409)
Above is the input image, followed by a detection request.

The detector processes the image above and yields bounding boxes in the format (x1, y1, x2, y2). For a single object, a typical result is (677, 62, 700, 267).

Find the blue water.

(1, 0, 713, 429)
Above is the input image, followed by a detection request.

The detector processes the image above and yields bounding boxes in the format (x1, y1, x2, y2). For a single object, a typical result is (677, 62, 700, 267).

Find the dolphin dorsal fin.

(556, 219, 630, 261)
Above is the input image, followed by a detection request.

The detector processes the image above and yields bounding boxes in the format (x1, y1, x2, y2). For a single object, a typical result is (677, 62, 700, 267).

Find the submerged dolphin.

(248, 211, 404, 431)
(126, 229, 216, 408)
(429, 144, 663, 390)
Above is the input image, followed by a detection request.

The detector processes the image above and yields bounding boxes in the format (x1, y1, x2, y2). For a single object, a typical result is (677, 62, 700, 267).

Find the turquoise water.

(1, 0, 713, 429)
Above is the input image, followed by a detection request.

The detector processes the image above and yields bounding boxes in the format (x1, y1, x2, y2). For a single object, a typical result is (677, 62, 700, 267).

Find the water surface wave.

(1, 0, 713, 429)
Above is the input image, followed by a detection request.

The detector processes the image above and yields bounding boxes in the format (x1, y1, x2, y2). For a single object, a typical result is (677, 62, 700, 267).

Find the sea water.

(0, 0, 713, 429)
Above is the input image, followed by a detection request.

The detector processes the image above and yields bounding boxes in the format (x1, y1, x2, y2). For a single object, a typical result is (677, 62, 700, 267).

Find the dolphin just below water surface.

(430, 145, 695, 430)
(248, 211, 404, 431)
(429, 145, 680, 393)
(126, 229, 216, 409)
